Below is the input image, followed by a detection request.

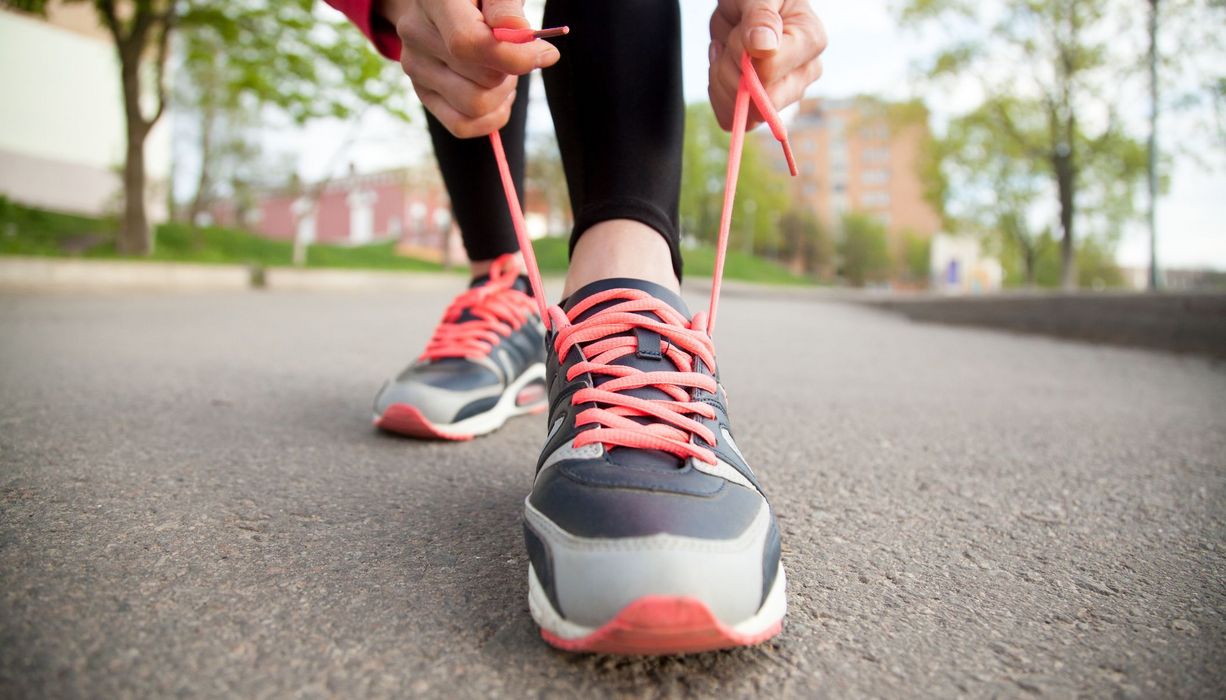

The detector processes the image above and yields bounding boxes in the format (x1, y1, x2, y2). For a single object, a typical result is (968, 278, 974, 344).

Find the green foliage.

(528, 237, 811, 286)
(0, 196, 116, 256)
(897, 0, 1149, 288)
(999, 231, 1123, 289)
(839, 213, 893, 287)
(680, 103, 792, 254)
(778, 208, 833, 278)
(5, 0, 414, 253)
(179, 0, 413, 126)
(901, 231, 932, 285)
(1, 201, 809, 285)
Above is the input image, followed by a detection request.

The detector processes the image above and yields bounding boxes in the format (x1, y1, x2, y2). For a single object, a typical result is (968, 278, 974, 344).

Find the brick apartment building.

(767, 97, 942, 246)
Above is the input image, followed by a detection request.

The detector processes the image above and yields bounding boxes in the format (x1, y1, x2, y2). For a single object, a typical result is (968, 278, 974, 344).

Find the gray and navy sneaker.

(373, 254, 547, 440)
(522, 278, 785, 654)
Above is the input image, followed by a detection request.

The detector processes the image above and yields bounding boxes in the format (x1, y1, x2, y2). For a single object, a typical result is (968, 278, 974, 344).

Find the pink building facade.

(214, 168, 465, 262)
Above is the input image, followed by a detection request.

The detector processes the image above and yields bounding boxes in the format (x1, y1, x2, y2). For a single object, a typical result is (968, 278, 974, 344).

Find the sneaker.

(481, 36, 795, 654)
(521, 278, 785, 654)
(373, 254, 547, 440)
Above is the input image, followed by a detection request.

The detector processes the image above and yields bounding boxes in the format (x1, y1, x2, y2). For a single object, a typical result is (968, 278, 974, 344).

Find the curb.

(0, 256, 468, 294)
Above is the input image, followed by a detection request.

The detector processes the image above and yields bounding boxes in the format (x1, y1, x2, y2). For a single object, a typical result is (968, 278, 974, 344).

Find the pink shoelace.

(490, 27, 795, 463)
(419, 252, 537, 361)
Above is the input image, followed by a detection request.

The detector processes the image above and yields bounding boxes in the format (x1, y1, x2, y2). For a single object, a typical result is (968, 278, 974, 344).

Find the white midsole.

(374, 362, 546, 436)
(528, 561, 787, 641)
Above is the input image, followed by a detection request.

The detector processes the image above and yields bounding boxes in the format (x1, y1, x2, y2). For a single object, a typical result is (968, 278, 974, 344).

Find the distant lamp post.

(1147, 0, 1161, 291)
(290, 195, 317, 267)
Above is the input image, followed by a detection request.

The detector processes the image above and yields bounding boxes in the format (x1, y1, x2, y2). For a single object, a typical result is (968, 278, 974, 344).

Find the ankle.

(469, 252, 524, 279)
(563, 220, 679, 297)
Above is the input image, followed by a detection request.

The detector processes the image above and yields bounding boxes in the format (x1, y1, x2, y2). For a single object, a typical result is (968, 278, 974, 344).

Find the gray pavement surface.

(1, 286, 1224, 698)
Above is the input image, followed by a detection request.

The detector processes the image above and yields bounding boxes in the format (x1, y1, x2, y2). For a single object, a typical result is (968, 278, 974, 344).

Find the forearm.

(323, 0, 402, 60)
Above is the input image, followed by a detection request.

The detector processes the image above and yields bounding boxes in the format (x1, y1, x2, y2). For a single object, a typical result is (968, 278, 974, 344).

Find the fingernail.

(535, 47, 559, 68)
(749, 27, 779, 52)
(708, 41, 718, 65)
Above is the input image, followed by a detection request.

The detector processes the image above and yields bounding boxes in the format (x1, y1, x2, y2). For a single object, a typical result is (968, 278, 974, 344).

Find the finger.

(763, 58, 822, 113)
(398, 20, 507, 88)
(408, 53, 517, 119)
(431, 2, 555, 74)
(709, 60, 762, 131)
(709, 6, 733, 43)
(708, 83, 735, 132)
(418, 86, 518, 139)
(482, 0, 530, 29)
(723, 18, 820, 89)
(740, 0, 784, 58)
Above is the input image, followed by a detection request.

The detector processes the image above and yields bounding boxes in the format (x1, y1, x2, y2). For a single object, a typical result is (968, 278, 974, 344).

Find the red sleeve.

(325, 0, 402, 61)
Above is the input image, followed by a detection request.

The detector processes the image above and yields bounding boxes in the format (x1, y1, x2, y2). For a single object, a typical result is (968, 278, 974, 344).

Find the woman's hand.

(378, 0, 560, 138)
(708, 0, 827, 131)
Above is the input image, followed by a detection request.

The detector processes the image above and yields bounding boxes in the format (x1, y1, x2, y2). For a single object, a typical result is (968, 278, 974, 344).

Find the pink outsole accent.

(515, 384, 548, 407)
(540, 596, 782, 656)
(374, 404, 474, 441)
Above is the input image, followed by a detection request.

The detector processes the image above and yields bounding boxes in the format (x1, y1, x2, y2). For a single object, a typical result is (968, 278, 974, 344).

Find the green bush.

(839, 213, 893, 287)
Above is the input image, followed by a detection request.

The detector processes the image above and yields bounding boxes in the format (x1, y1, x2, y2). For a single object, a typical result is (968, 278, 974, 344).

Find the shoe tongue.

(563, 278, 689, 319)
(455, 273, 532, 323)
(563, 278, 693, 471)
(470, 273, 532, 295)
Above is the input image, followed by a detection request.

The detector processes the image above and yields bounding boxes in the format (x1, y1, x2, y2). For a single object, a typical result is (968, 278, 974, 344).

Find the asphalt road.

(1, 285, 1223, 698)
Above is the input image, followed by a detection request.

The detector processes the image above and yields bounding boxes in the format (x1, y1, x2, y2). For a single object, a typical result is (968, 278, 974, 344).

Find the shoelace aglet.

(781, 139, 798, 177)
(491, 26, 570, 44)
(738, 53, 798, 177)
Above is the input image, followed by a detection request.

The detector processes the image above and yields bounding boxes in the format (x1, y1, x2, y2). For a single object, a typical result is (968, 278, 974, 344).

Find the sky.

(282, 1, 1224, 270)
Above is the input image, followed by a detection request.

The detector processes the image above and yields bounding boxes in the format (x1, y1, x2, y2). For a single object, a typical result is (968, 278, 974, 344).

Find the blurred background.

(0, 0, 1222, 292)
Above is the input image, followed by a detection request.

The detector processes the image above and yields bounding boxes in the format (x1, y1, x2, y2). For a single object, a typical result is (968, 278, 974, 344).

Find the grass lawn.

(526, 237, 810, 285)
(1, 198, 811, 285)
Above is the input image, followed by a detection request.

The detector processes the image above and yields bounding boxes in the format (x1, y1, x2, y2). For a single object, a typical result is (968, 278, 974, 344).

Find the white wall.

(0, 8, 171, 217)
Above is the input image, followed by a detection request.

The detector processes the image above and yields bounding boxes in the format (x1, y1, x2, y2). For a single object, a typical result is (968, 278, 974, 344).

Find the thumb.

(740, 0, 783, 58)
(482, 0, 530, 29)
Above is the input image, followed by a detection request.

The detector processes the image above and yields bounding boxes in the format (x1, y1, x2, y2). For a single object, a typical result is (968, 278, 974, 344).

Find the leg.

(541, 0, 685, 295)
(373, 82, 546, 438)
(425, 82, 530, 276)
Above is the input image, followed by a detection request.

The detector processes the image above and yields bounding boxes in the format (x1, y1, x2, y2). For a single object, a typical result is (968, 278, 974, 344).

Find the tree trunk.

(1023, 244, 1037, 288)
(117, 56, 151, 256)
(119, 119, 151, 255)
(1055, 149, 1077, 291)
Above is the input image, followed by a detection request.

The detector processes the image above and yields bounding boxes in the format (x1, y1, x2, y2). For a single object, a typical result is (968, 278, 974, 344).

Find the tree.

(900, 231, 932, 287)
(899, 0, 1148, 290)
(778, 208, 833, 278)
(178, 1, 412, 244)
(680, 103, 791, 254)
(7, 0, 412, 255)
(937, 98, 1049, 286)
(840, 213, 893, 287)
(1141, 0, 1226, 289)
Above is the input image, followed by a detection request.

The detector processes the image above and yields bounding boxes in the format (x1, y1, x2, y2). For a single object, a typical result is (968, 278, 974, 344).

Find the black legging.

(425, 0, 684, 279)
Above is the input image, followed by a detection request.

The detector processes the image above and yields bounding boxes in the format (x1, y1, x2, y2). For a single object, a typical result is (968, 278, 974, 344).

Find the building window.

(862, 148, 890, 163)
(859, 123, 889, 141)
(861, 170, 890, 185)
(861, 191, 890, 207)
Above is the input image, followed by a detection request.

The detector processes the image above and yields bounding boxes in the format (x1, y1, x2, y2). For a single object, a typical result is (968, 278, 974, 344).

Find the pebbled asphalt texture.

(1, 285, 1223, 698)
